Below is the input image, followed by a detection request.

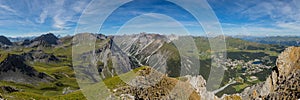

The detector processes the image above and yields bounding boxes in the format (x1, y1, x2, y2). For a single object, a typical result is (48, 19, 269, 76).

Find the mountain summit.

(0, 54, 53, 84)
(28, 33, 59, 46)
(0, 36, 12, 45)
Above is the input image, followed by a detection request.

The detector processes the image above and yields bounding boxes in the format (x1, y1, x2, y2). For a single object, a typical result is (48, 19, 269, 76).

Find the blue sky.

(0, 0, 300, 37)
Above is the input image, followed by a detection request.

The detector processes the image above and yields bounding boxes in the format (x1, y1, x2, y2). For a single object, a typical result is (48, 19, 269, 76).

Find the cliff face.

(240, 47, 300, 99)
(113, 34, 168, 65)
(276, 47, 300, 76)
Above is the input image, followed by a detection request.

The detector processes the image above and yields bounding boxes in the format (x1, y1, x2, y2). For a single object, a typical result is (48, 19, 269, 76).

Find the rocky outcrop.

(72, 33, 137, 82)
(0, 36, 12, 46)
(239, 47, 300, 99)
(22, 50, 59, 63)
(0, 86, 18, 93)
(111, 67, 201, 100)
(113, 33, 168, 65)
(0, 54, 53, 84)
(185, 75, 219, 100)
(0, 93, 2, 99)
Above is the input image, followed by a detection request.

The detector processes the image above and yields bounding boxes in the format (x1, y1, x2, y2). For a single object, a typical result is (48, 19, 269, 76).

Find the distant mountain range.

(7, 35, 300, 46)
(234, 36, 300, 46)
(7, 37, 36, 42)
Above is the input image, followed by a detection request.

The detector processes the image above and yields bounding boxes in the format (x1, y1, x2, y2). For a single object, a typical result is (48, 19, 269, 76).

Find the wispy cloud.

(0, 4, 16, 13)
(241, 1, 300, 22)
(0, 0, 90, 36)
(209, 0, 300, 36)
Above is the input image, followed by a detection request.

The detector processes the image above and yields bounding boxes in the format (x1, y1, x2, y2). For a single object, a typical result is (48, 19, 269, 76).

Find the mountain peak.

(0, 54, 53, 84)
(0, 36, 13, 45)
(31, 33, 58, 45)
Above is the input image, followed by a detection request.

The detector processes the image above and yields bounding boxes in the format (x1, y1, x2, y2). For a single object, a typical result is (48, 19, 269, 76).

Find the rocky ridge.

(22, 50, 59, 63)
(0, 54, 53, 84)
(110, 67, 201, 100)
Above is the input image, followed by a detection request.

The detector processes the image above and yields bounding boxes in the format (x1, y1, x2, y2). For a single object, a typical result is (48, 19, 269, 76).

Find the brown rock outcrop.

(112, 67, 201, 100)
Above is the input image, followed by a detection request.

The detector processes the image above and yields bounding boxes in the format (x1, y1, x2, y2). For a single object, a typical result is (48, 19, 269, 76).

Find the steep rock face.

(94, 38, 136, 79)
(276, 47, 300, 76)
(113, 33, 168, 64)
(0, 36, 13, 45)
(186, 75, 219, 100)
(72, 33, 138, 81)
(240, 47, 300, 99)
(0, 54, 53, 84)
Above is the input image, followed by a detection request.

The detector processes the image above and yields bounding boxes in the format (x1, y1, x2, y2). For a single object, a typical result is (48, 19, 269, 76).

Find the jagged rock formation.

(0, 86, 18, 93)
(0, 36, 12, 46)
(98, 38, 140, 78)
(111, 67, 201, 100)
(113, 33, 199, 77)
(239, 47, 300, 99)
(22, 50, 59, 63)
(72, 33, 138, 82)
(114, 33, 168, 65)
(74, 33, 199, 81)
(0, 54, 53, 84)
(185, 75, 219, 100)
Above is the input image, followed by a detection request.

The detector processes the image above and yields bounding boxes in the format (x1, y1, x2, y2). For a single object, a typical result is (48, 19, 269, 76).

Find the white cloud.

(0, 4, 16, 13)
(76, 0, 131, 33)
(38, 10, 48, 24)
(215, 0, 300, 36)
(241, 1, 300, 22)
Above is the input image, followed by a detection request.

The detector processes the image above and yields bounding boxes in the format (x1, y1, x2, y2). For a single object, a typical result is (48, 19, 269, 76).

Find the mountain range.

(0, 33, 298, 100)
